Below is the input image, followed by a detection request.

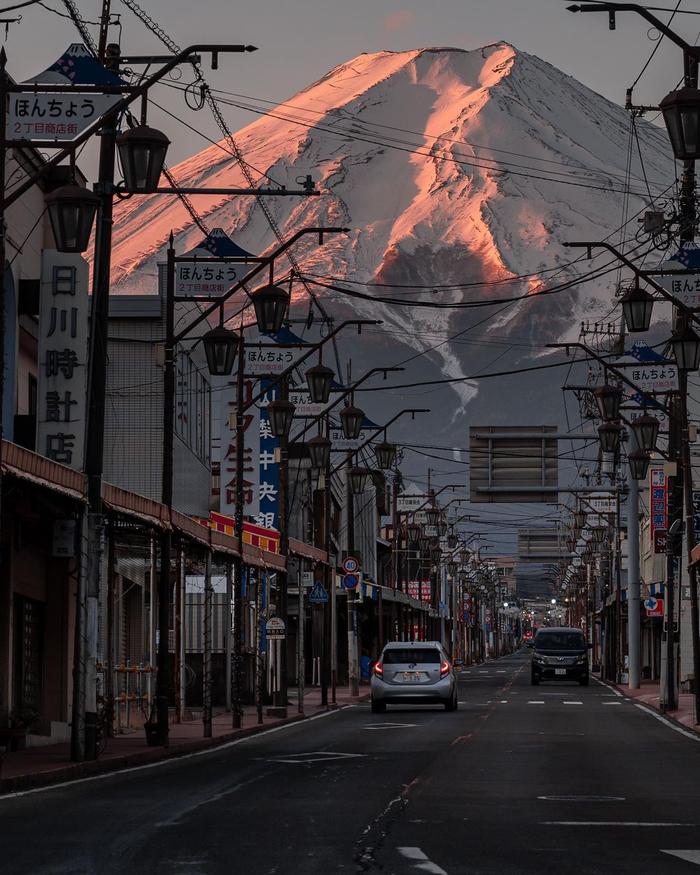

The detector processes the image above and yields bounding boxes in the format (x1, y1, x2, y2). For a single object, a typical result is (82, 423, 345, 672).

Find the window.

(383, 648, 441, 665)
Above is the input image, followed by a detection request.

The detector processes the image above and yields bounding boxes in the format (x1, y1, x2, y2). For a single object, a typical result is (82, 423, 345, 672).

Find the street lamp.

(631, 412, 660, 452)
(418, 534, 431, 553)
(374, 441, 397, 470)
(267, 399, 296, 439)
(116, 125, 170, 193)
(621, 283, 654, 333)
(201, 324, 239, 376)
(671, 325, 700, 371)
(349, 466, 371, 494)
(628, 448, 651, 481)
(447, 532, 457, 549)
(591, 524, 606, 545)
(307, 434, 331, 469)
(574, 508, 586, 530)
(45, 184, 100, 253)
(659, 87, 700, 160)
(594, 384, 622, 421)
(598, 423, 622, 454)
(426, 507, 441, 527)
(340, 404, 365, 440)
(306, 363, 334, 404)
(251, 283, 290, 334)
(407, 523, 421, 543)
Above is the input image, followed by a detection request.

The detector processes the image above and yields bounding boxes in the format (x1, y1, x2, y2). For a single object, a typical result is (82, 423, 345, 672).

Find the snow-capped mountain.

(110, 43, 674, 438)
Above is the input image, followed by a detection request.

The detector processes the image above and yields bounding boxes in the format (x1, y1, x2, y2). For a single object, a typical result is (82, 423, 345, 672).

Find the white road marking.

(541, 822, 694, 827)
(633, 703, 700, 742)
(363, 723, 416, 731)
(528, 701, 545, 705)
(563, 701, 583, 705)
(537, 795, 626, 802)
(496, 670, 506, 673)
(397, 846, 448, 874)
(264, 751, 366, 765)
(0, 705, 353, 800)
(499, 700, 508, 704)
(479, 671, 488, 674)
(661, 850, 700, 865)
(593, 677, 623, 697)
(602, 702, 622, 706)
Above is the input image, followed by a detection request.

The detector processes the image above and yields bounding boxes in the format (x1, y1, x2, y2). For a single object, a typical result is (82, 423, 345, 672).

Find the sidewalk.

(602, 677, 700, 734)
(0, 685, 369, 796)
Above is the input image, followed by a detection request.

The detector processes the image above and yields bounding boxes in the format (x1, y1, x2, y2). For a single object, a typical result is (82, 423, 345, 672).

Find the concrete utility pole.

(626, 428, 641, 689)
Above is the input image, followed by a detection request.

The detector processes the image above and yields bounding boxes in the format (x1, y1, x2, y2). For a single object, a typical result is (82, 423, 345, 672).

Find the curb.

(594, 674, 700, 738)
(0, 696, 368, 796)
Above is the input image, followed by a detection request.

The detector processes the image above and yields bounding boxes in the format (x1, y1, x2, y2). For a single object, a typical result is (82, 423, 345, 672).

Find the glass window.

(383, 648, 441, 664)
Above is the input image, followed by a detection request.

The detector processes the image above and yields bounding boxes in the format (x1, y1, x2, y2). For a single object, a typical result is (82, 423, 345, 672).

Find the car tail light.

(373, 661, 383, 677)
(440, 659, 450, 678)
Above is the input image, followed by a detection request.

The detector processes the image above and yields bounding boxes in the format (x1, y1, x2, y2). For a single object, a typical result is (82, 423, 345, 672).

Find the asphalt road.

(2, 650, 700, 874)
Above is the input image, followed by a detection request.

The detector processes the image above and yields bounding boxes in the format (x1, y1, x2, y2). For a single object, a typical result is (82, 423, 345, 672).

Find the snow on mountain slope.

(110, 44, 674, 410)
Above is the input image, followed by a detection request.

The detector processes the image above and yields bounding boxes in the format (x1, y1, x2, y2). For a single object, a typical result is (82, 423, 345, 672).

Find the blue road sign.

(342, 573, 360, 590)
(309, 581, 329, 604)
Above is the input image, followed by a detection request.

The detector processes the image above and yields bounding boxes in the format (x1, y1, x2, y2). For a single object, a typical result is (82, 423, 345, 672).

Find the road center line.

(541, 822, 694, 827)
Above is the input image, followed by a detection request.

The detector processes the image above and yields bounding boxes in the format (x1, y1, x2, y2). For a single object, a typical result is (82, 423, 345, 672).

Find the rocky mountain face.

(110, 43, 674, 449)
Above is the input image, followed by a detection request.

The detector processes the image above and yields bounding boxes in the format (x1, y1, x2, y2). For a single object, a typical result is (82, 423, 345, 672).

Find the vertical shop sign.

(37, 251, 89, 470)
(256, 379, 280, 531)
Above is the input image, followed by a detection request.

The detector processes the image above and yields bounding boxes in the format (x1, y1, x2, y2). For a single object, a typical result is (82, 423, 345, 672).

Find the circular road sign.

(342, 573, 360, 590)
(643, 597, 658, 611)
(342, 556, 360, 574)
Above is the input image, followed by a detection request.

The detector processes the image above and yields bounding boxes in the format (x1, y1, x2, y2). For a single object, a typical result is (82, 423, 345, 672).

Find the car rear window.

(383, 648, 441, 664)
(535, 631, 586, 651)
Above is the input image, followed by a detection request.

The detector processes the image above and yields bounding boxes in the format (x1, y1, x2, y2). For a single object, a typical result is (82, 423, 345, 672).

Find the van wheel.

(371, 699, 386, 714)
(444, 694, 457, 712)
(531, 672, 539, 686)
(579, 675, 589, 687)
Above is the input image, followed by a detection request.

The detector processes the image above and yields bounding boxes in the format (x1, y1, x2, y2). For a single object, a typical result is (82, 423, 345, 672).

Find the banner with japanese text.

(37, 251, 89, 469)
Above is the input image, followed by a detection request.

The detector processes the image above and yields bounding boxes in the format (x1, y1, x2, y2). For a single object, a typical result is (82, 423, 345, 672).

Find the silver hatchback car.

(370, 641, 458, 713)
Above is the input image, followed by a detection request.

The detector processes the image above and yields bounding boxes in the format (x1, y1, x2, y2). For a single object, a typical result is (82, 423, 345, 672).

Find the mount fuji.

(109, 43, 675, 448)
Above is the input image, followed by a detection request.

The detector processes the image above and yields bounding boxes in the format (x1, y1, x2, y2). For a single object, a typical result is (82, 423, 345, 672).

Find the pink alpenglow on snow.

(109, 44, 673, 404)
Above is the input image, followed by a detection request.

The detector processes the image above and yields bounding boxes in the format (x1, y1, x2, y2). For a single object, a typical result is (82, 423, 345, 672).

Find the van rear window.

(535, 631, 585, 651)
(383, 648, 441, 664)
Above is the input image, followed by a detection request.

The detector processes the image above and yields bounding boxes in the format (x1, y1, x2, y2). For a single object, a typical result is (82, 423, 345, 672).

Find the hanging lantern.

(631, 412, 660, 453)
(418, 534, 431, 553)
(116, 125, 170, 192)
(459, 549, 471, 565)
(252, 284, 289, 334)
(267, 399, 296, 439)
(426, 506, 440, 527)
(591, 524, 606, 544)
(431, 548, 441, 563)
(305, 364, 334, 404)
(598, 423, 622, 454)
(594, 384, 622, 422)
(659, 87, 700, 160)
(201, 324, 239, 376)
(447, 562, 458, 576)
(349, 466, 371, 495)
(671, 325, 700, 371)
(45, 184, 100, 253)
(621, 283, 654, 333)
(574, 508, 586, 530)
(407, 523, 421, 543)
(307, 435, 331, 469)
(374, 441, 397, 470)
(447, 533, 457, 549)
(628, 448, 651, 481)
(340, 404, 365, 440)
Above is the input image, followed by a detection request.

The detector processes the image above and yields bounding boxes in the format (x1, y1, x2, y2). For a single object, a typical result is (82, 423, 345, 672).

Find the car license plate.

(401, 671, 421, 682)
(555, 668, 567, 676)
